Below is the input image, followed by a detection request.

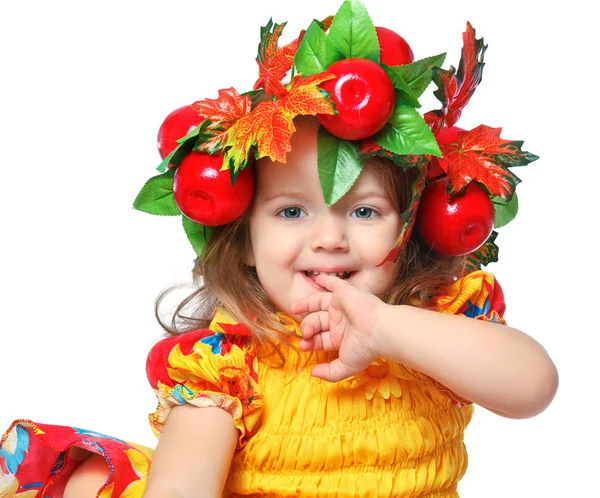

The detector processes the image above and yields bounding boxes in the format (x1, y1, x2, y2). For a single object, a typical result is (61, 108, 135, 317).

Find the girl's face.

(247, 118, 402, 316)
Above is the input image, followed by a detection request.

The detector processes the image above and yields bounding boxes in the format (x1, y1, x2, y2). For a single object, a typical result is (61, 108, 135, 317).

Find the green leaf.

(317, 126, 364, 205)
(492, 192, 519, 228)
(328, 0, 379, 62)
(156, 122, 206, 173)
(294, 21, 345, 76)
(382, 66, 420, 108)
(373, 99, 442, 157)
(182, 216, 213, 258)
(133, 166, 180, 216)
(388, 53, 446, 98)
(156, 148, 177, 173)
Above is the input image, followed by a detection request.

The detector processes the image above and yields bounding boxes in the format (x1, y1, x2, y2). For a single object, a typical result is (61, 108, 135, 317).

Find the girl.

(1, 2, 557, 497)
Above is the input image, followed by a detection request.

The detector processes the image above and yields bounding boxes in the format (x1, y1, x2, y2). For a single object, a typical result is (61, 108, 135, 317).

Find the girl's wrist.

(372, 302, 410, 363)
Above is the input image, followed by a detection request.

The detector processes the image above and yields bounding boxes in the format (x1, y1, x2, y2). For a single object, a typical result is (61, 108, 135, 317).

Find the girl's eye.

(278, 207, 306, 219)
(352, 207, 375, 219)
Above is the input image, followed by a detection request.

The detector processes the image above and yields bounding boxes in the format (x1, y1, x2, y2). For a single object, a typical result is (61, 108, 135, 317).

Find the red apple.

(173, 152, 254, 226)
(157, 105, 205, 160)
(415, 176, 494, 256)
(436, 125, 465, 146)
(318, 58, 395, 140)
(376, 27, 414, 66)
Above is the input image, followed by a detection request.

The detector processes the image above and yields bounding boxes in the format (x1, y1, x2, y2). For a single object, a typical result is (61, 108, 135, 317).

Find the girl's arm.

(291, 274, 558, 420)
(375, 304, 558, 419)
(144, 405, 237, 498)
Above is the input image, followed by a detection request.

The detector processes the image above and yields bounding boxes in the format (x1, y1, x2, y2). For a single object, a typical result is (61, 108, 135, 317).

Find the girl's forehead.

(254, 119, 320, 192)
(254, 117, 391, 203)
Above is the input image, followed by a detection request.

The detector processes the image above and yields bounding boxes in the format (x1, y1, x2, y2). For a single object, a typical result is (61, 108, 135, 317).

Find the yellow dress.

(0, 271, 506, 497)
(147, 270, 506, 497)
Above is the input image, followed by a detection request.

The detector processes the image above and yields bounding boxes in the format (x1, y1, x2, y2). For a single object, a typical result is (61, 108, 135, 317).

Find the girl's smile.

(302, 270, 355, 290)
(247, 117, 402, 316)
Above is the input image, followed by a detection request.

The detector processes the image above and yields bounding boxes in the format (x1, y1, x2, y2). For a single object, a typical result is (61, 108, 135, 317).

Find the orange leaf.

(224, 73, 335, 171)
(254, 20, 297, 98)
(191, 88, 251, 125)
(190, 88, 252, 154)
(253, 16, 333, 98)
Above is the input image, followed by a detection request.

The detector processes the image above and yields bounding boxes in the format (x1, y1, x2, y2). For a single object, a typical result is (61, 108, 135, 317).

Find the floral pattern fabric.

(0, 420, 152, 497)
(0, 270, 506, 497)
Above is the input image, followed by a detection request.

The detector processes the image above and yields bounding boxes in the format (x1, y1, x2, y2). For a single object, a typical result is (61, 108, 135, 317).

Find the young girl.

(1, 1, 557, 497)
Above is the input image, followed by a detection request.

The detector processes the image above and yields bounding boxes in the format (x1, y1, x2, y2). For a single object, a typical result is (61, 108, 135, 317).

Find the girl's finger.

(299, 337, 314, 352)
(290, 292, 331, 315)
(300, 310, 330, 340)
(311, 359, 359, 383)
(301, 331, 337, 352)
(314, 274, 349, 293)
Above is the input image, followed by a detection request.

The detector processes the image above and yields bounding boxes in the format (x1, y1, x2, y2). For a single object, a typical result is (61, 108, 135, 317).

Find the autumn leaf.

(192, 88, 251, 124)
(253, 19, 298, 98)
(424, 23, 486, 135)
(224, 72, 335, 172)
(465, 231, 499, 272)
(357, 140, 429, 170)
(437, 125, 538, 199)
(378, 164, 427, 266)
(190, 88, 252, 154)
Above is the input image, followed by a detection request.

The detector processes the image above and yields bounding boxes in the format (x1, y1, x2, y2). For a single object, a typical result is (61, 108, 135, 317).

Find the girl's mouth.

(304, 270, 353, 282)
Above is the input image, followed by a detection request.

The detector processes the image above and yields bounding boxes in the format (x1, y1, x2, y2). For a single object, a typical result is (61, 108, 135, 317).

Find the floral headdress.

(133, 0, 538, 272)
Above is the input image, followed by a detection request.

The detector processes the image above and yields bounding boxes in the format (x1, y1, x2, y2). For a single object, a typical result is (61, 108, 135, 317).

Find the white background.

(0, 0, 597, 496)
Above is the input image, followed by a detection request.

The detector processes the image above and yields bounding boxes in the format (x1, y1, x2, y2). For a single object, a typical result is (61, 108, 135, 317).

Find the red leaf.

(438, 125, 532, 199)
(424, 23, 486, 134)
(253, 20, 297, 98)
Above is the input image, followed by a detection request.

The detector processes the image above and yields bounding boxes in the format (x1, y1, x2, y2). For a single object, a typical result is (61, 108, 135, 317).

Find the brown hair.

(155, 156, 465, 363)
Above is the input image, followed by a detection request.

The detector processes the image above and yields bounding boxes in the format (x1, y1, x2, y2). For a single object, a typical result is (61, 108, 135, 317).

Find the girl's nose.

(310, 214, 349, 252)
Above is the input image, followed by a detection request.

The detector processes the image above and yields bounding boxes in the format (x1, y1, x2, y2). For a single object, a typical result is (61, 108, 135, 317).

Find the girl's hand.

(289, 274, 388, 382)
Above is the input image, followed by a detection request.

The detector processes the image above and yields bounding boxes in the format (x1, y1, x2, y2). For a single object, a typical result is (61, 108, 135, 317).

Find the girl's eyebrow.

(260, 191, 307, 203)
(345, 190, 390, 201)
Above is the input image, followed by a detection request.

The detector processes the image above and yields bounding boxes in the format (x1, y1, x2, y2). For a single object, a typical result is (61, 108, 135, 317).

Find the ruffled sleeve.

(429, 270, 507, 407)
(146, 308, 263, 448)
(434, 270, 506, 324)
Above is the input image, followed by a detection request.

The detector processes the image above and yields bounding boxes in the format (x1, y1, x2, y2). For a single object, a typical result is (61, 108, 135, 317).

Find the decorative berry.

(375, 27, 414, 66)
(415, 176, 494, 256)
(157, 105, 204, 160)
(318, 58, 395, 140)
(173, 152, 254, 226)
(436, 125, 465, 146)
